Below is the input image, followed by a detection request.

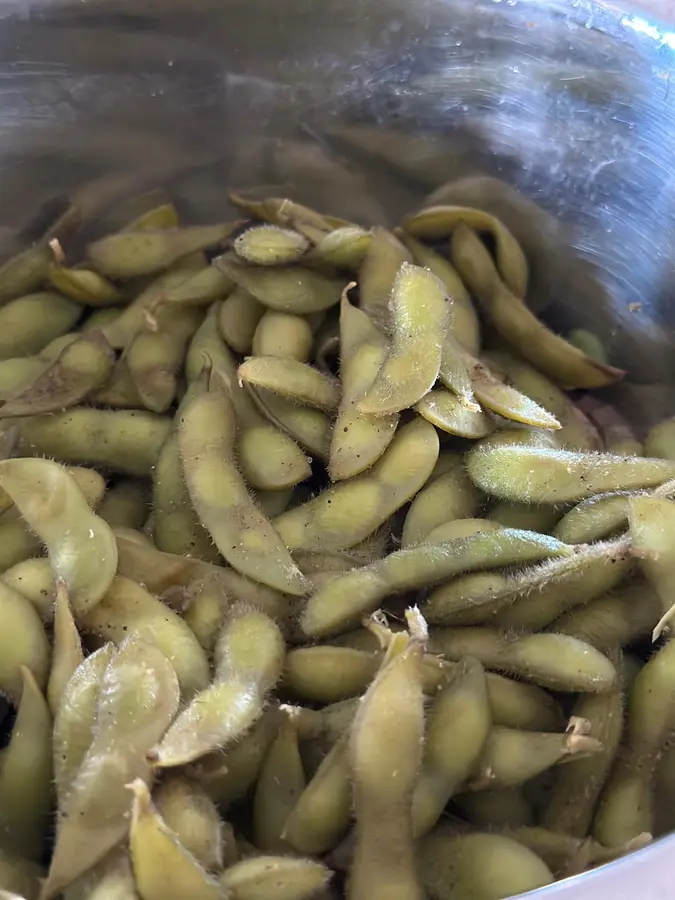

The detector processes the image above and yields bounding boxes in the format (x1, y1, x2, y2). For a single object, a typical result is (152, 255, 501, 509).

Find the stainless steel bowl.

(1, 0, 674, 895)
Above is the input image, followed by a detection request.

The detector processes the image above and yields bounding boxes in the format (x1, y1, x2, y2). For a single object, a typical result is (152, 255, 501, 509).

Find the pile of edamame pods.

(1, 182, 675, 900)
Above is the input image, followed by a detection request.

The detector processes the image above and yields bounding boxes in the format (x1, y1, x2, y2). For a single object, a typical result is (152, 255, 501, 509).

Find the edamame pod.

(306, 225, 373, 271)
(0, 331, 114, 418)
(275, 418, 439, 554)
(179, 386, 307, 595)
(302, 528, 572, 638)
(0, 458, 117, 613)
(248, 386, 332, 460)
(283, 646, 380, 704)
(552, 581, 662, 651)
(18, 407, 172, 477)
(153, 775, 224, 872)
(87, 224, 235, 279)
(467, 442, 675, 503)
(418, 828, 554, 900)
(488, 500, 560, 534)
(251, 310, 313, 361)
(253, 711, 306, 852)
(149, 606, 285, 767)
(329, 295, 398, 481)
(0, 243, 53, 304)
(358, 263, 447, 415)
(128, 779, 222, 900)
(412, 657, 492, 836)
(0, 558, 56, 622)
(219, 855, 331, 900)
(467, 720, 602, 791)
(0, 668, 52, 860)
(218, 289, 265, 355)
(78, 576, 209, 698)
(454, 788, 533, 829)
(466, 353, 561, 430)
(238, 356, 340, 412)
(415, 388, 492, 439)
(542, 663, 624, 837)
(401, 456, 481, 547)
(402, 204, 529, 298)
(428, 629, 617, 692)
(348, 631, 426, 900)
(44, 639, 180, 897)
(47, 582, 84, 716)
(234, 225, 309, 266)
(450, 223, 624, 388)
(98, 478, 151, 531)
(357, 227, 411, 328)
(228, 193, 346, 240)
(48, 266, 122, 306)
(398, 232, 480, 354)
(216, 257, 344, 314)
(0, 293, 82, 360)
(630, 496, 675, 638)
(0, 582, 50, 704)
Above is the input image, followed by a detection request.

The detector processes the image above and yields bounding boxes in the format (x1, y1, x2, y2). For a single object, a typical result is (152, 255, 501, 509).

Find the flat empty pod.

(465, 353, 561, 430)
(178, 386, 307, 596)
(238, 356, 340, 412)
(467, 442, 675, 503)
(428, 629, 617, 693)
(0, 331, 115, 419)
(301, 528, 572, 638)
(17, 407, 172, 477)
(0, 459, 117, 615)
(215, 257, 345, 314)
(418, 828, 554, 900)
(357, 263, 447, 415)
(329, 296, 398, 482)
(402, 204, 529, 299)
(450, 224, 625, 388)
(274, 417, 439, 554)
(234, 225, 309, 265)
(47, 582, 84, 715)
(87, 224, 235, 278)
(128, 779, 222, 900)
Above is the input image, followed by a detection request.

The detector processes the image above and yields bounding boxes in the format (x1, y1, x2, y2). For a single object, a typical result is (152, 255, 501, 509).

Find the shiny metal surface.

(0, 1, 674, 893)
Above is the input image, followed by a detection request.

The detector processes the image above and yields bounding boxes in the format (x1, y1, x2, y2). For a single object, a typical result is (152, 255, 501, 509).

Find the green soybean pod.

(401, 459, 482, 547)
(357, 227, 411, 329)
(0, 292, 82, 360)
(251, 310, 313, 362)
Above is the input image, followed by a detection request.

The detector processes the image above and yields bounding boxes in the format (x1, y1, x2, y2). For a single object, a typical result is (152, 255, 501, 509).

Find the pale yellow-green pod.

(454, 788, 533, 830)
(253, 711, 306, 852)
(467, 442, 675, 503)
(0, 581, 50, 704)
(358, 263, 448, 416)
(219, 855, 332, 900)
(152, 775, 224, 873)
(428, 628, 617, 693)
(306, 225, 373, 271)
(0, 241, 53, 304)
(0, 292, 82, 360)
(412, 657, 492, 837)
(47, 581, 84, 716)
(357, 226, 411, 329)
(179, 386, 308, 596)
(219, 288, 266, 354)
(283, 646, 380, 704)
(98, 478, 151, 531)
(302, 528, 572, 638)
(238, 356, 340, 412)
(78, 576, 209, 698)
(251, 310, 313, 362)
(0, 458, 117, 615)
(61, 849, 137, 900)
(87, 224, 235, 279)
(182, 576, 231, 652)
(0, 331, 114, 419)
(419, 828, 554, 900)
(0, 557, 56, 622)
(488, 500, 561, 534)
(0, 667, 52, 861)
(348, 634, 426, 900)
(216, 256, 345, 314)
(397, 232, 480, 354)
(629, 496, 675, 638)
(247, 385, 332, 461)
(645, 416, 675, 461)
(415, 389, 492, 439)
(328, 295, 398, 482)
(18, 407, 172, 477)
(283, 733, 351, 856)
(275, 417, 439, 554)
(44, 639, 180, 898)
(234, 224, 309, 266)
(0, 847, 43, 900)
(48, 265, 123, 306)
(128, 779, 223, 900)
(401, 460, 482, 547)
